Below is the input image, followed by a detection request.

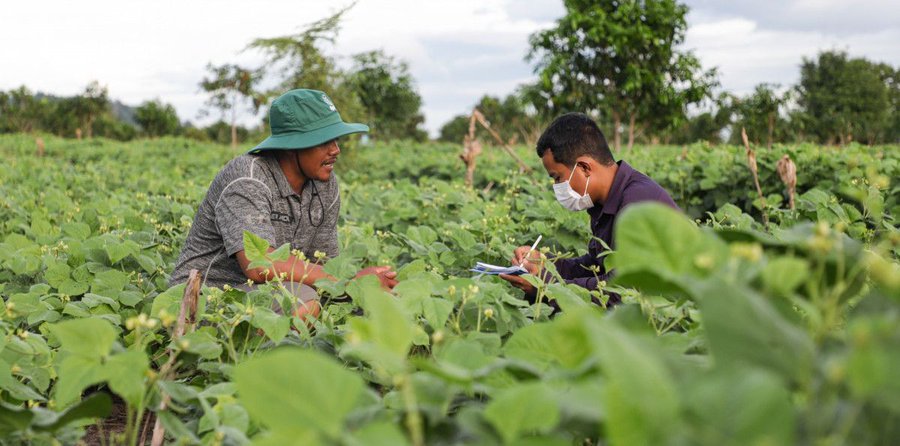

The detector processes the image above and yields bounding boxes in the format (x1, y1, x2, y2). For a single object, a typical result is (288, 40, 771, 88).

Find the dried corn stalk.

(776, 154, 797, 210)
(742, 127, 769, 227)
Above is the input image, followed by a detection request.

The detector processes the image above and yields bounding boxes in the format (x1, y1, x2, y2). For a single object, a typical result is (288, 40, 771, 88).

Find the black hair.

(535, 113, 615, 167)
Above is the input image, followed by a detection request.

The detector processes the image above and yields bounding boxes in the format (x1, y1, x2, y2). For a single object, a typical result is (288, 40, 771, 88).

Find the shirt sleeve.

(214, 179, 277, 256)
(553, 253, 597, 279)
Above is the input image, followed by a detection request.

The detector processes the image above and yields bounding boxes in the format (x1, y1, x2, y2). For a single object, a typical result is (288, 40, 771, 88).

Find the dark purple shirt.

(551, 160, 678, 303)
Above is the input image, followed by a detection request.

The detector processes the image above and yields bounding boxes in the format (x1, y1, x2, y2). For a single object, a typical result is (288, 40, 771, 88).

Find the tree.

(730, 84, 789, 148)
(796, 51, 893, 145)
(135, 99, 180, 137)
(0, 86, 48, 133)
(69, 81, 110, 138)
(200, 64, 262, 148)
(348, 50, 426, 141)
(246, 5, 364, 125)
(528, 0, 716, 150)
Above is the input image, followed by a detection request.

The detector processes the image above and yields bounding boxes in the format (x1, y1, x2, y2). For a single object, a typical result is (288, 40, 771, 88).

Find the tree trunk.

(76, 128, 83, 140)
(626, 113, 636, 151)
(86, 116, 94, 138)
(231, 123, 238, 150)
(611, 109, 621, 152)
(767, 112, 774, 149)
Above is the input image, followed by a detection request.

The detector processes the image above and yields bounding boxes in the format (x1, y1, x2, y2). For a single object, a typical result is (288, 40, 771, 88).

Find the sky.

(1, 0, 898, 136)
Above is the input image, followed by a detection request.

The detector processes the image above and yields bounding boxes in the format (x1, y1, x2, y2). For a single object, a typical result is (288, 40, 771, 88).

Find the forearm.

(553, 253, 596, 279)
(238, 249, 336, 286)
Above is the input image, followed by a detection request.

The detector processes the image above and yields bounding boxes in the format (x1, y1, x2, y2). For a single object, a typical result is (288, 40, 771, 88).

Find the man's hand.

(511, 246, 542, 275)
(499, 273, 536, 294)
(355, 266, 399, 291)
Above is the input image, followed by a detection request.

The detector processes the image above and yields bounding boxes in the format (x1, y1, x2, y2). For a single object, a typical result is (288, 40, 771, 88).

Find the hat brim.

(248, 121, 369, 153)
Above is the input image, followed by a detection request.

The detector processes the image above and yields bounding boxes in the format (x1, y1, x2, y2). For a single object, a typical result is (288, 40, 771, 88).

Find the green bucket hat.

(248, 89, 369, 153)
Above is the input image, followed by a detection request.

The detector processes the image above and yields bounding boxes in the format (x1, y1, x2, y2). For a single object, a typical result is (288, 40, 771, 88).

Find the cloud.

(684, 0, 900, 35)
(0, 0, 896, 138)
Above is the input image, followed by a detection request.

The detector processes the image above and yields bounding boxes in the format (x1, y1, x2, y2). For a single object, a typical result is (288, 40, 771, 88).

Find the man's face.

(297, 139, 341, 181)
(541, 150, 587, 192)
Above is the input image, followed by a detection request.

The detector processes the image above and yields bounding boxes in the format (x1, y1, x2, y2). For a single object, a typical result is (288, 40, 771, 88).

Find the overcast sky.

(1, 0, 898, 136)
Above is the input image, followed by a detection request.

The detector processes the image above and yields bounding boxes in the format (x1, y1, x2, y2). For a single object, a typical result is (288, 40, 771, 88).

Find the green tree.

(69, 81, 110, 138)
(439, 115, 470, 143)
(528, 0, 716, 150)
(246, 5, 364, 126)
(199, 64, 262, 148)
(348, 50, 426, 141)
(135, 99, 180, 138)
(0, 86, 48, 133)
(730, 84, 789, 148)
(797, 51, 893, 145)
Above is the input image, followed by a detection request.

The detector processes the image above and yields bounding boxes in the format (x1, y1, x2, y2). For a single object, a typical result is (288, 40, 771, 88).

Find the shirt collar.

(261, 154, 298, 197)
(592, 160, 634, 217)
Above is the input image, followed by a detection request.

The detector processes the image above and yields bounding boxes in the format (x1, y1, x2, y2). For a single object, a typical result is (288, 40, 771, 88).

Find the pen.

(519, 235, 542, 267)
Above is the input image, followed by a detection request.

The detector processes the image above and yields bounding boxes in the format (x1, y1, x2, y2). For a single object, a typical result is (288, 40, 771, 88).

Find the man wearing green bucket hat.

(170, 89, 398, 320)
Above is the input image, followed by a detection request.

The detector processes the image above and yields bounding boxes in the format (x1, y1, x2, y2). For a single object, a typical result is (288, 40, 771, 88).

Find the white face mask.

(553, 165, 594, 211)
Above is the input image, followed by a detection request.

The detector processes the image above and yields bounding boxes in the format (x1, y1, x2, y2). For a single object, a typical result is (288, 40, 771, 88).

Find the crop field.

(0, 133, 898, 445)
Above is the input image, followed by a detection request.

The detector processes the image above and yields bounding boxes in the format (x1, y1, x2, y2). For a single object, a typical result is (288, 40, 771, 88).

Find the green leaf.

(350, 421, 411, 446)
(421, 297, 454, 329)
(49, 318, 117, 359)
(91, 269, 130, 294)
(484, 382, 560, 444)
(54, 355, 106, 407)
(242, 231, 270, 263)
(270, 243, 291, 262)
(585, 317, 681, 446)
(609, 203, 728, 295)
(0, 402, 34, 436)
(105, 351, 149, 407)
(685, 367, 794, 445)
(251, 308, 291, 342)
(175, 330, 223, 360)
(44, 261, 72, 289)
(58, 279, 89, 297)
(694, 278, 814, 383)
(234, 348, 365, 440)
(106, 240, 140, 264)
(762, 257, 809, 296)
(34, 392, 112, 433)
(62, 222, 92, 240)
(150, 283, 186, 318)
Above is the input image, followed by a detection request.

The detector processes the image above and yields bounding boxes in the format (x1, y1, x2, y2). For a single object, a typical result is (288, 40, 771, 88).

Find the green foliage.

(797, 50, 896, 145)
(348, 50, 427, 141)
(527, 0, 716, 149)
(134, 99, 181, 137)
(0, 134, 898, 444)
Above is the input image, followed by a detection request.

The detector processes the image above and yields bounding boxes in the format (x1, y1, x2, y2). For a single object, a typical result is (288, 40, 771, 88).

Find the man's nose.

(331, 142, 341, 156)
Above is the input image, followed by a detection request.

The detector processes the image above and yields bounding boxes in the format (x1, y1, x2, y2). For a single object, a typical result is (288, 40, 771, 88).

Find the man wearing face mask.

(499, 112, 678, 307)
(170, 89, 398, 321)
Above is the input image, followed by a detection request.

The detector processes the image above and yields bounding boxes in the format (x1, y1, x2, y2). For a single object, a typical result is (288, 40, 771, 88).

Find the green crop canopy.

(249, 89, 369, 153)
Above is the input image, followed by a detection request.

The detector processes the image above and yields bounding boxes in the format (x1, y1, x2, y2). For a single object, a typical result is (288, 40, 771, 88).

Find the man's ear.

(575, 156, 594, 176)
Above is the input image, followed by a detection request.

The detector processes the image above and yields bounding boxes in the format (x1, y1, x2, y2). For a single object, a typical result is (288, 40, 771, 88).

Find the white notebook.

(470, 262, 528, 276)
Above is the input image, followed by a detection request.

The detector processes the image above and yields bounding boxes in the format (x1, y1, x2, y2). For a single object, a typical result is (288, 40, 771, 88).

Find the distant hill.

(34, 92, 139, 126)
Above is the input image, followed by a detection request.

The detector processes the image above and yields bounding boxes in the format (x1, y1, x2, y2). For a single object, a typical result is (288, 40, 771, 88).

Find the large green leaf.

(484, 382, 560, 444)
(584, 316, 681, 446)
(608, 203, 728, 295)
(234, 348, 365, 440)
(693, 278, 815, 383)
(49, 318, 118, 359)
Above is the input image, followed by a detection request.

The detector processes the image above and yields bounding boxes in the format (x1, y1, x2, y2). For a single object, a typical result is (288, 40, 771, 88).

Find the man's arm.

(235, 247, 334, 286)
(553, 253, 598, 279)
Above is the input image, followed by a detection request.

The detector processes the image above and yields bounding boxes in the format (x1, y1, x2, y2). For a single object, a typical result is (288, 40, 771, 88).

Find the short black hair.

(536, 113, 615, 167)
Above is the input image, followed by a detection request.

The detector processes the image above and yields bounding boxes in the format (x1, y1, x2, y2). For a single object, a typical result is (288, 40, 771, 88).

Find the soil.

(80, 394, 156, 446)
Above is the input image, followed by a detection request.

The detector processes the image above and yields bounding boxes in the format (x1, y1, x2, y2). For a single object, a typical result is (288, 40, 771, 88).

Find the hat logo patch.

(321, 94, 336, 112)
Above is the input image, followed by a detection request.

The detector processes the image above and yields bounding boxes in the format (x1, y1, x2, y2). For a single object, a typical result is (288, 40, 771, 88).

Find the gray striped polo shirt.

(169, 153, 340, 288)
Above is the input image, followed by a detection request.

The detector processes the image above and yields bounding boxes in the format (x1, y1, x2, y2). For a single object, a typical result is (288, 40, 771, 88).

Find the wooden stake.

(741, 127, 769, 227)
(776, 154, 797, 210)
(150, 270, 201, 446)
(35, 137, 45, 157)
